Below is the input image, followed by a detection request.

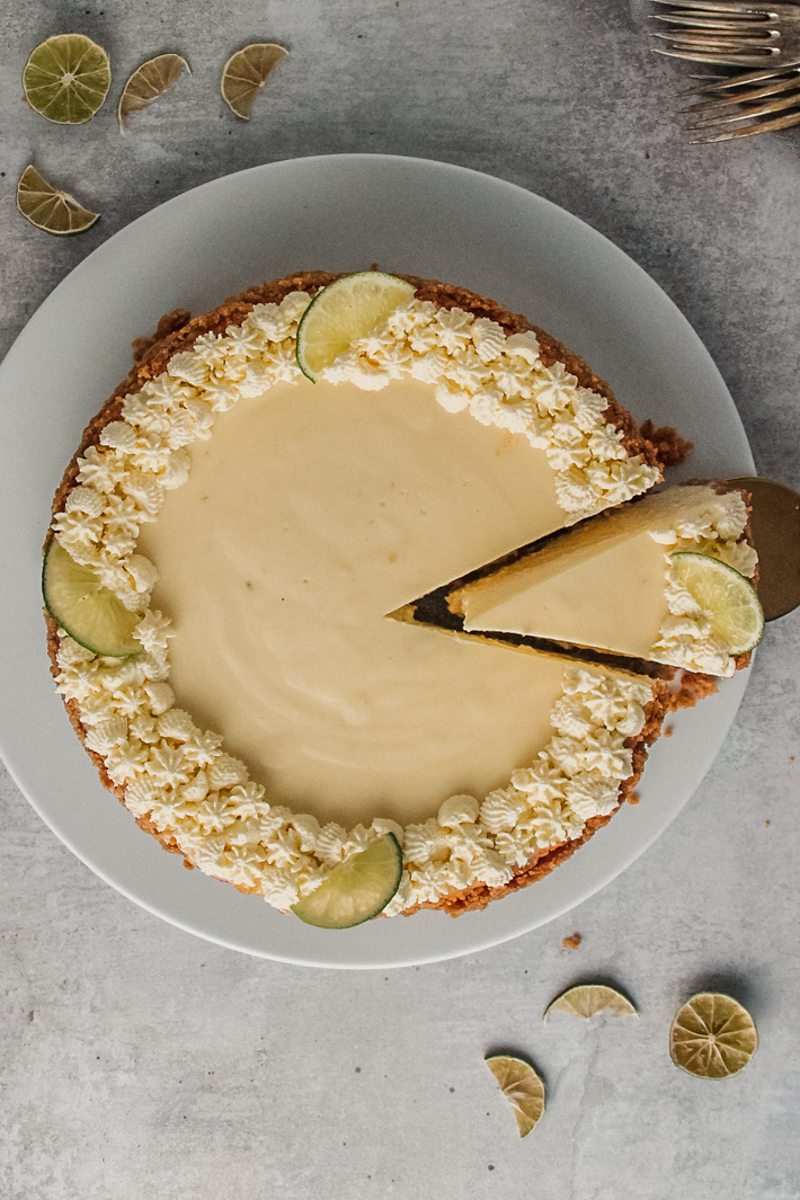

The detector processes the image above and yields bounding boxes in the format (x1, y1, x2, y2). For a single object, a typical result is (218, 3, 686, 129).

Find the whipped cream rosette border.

(50, 289, 667, 914)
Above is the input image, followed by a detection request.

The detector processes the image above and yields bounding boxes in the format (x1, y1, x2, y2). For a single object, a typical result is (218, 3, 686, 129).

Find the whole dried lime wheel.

(23, 33, 110, 125)
(670, 992, 758, 1079)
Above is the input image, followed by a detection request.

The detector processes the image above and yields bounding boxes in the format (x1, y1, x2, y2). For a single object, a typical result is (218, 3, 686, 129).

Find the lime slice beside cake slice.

(669, 551, 764, 654)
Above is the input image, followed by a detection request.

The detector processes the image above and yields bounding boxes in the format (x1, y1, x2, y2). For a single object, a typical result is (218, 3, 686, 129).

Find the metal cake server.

(729, 477, 800, 620)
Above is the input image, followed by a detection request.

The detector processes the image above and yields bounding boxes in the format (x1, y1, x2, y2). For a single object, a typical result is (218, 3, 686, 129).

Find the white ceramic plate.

(0, 154, 754, 969)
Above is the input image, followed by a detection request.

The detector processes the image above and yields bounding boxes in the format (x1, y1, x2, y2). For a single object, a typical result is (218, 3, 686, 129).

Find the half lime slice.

(43, 539, 140, 657)
(291, 833, 403, 928)
(544, 983, 637, 1021)
(485, 1055, 546, 1138)
(220, 42, 288, 120)
(118, 53, 190, 133)
(17, 165, 100, 236)
(295, 272, 415, 381)
(670, 551, 764, 654)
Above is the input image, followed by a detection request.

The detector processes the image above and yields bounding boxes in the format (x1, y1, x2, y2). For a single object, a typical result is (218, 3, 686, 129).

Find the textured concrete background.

(1, 2, 799, 1197)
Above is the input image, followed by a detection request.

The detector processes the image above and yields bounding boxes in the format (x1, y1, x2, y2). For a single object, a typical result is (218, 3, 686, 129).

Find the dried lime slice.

(291, 834, 402, 928)
(17, 165, 100, 236)
(43, 540, 140, 657)
(220, 42, 288, 119)
(544, 983, 637, 1021)
(23, 33, 110, 124)
(117, 53, 190, 132)
(670, 552, 764, 654)
(485, 1055, 545, 1138)
(296, 272, 416, 381)
(670, 992, 758, 1079)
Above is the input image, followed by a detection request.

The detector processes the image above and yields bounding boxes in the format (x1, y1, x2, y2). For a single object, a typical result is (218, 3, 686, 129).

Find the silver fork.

(650, 0, 800, 68)
(681, 62, 800, 139)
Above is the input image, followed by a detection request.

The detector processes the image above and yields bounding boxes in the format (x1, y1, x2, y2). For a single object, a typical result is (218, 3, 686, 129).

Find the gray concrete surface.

(1, 2, 799, 1197)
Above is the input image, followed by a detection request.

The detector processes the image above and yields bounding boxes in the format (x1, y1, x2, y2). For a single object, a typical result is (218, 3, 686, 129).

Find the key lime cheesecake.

(43, 271, 757, 924)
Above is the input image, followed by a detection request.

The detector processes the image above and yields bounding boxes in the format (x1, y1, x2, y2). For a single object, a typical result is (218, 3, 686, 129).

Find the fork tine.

(681, 65, 800, 93)
(654, 0, 800, 13)
(690, 106, 800, 140)
(687, 88, 800, 124)
(650, 14, 770, 29)
(680, 65, 800, 94)
(651, 29, 779, 48)
(651, 0, 771, 12)
(683, 73, 800, 110)
(653, 43, 781, 65)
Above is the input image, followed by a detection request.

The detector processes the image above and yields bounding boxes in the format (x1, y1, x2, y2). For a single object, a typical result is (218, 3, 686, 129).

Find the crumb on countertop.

(562, 932, 582, 950)
(628, 791, 641, 805)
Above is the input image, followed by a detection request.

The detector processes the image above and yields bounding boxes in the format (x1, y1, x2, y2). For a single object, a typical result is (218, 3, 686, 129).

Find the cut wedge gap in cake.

(392, 483, 760, 679)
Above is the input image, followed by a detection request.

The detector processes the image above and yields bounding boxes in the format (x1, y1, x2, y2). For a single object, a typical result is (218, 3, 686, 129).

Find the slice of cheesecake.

(432, 484, 760, 678)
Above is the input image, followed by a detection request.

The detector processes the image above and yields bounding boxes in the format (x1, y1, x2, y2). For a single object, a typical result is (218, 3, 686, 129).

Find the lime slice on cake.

(669, 992, 758, 1079)
(296, 272, 416, 381)
(544, 983, 637, 1021)
(118, 53, 190, 132)
(291, 833, 403, 928)
(23, 33, 111, 125)
(220, 42, 288, 119)
(17, 165, 100, 236)
(670, 552, 764, 654)
(43, 540, 140, 657)
(485, 1055, 545, 1138)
